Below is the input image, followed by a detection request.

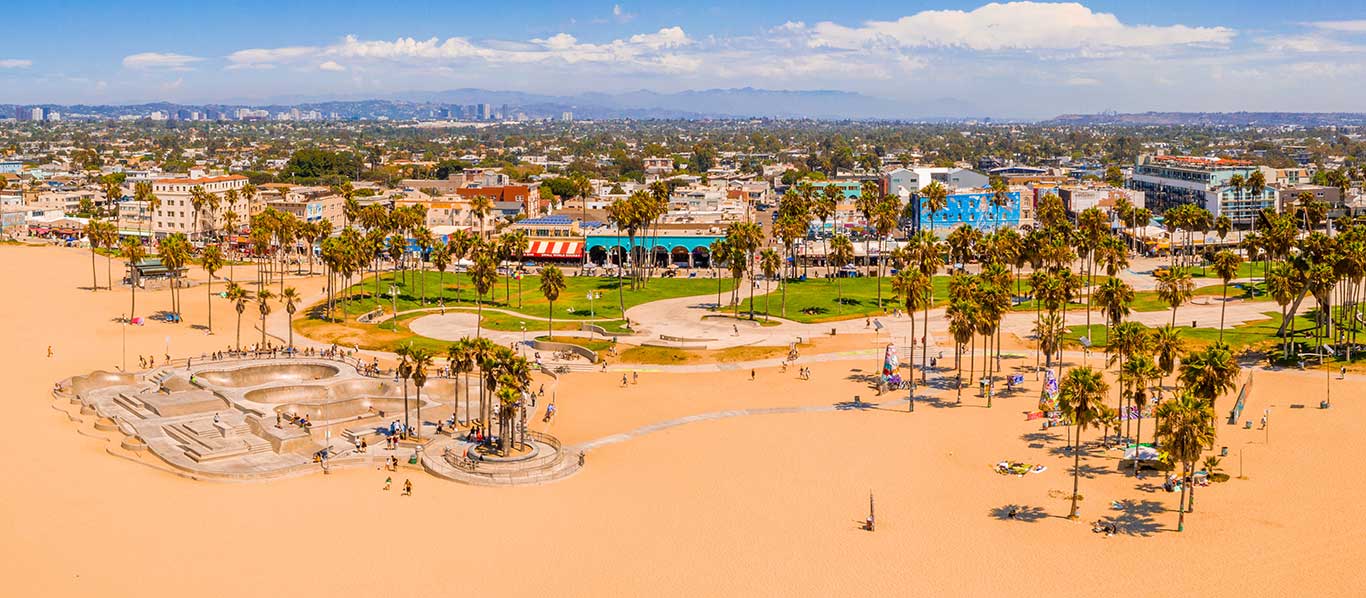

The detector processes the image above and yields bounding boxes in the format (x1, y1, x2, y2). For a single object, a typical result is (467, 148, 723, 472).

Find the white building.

(151, 174, 250, 238)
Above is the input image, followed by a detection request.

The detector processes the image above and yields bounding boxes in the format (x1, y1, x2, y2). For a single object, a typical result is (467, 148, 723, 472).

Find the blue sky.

(3, 1, 1366, 116)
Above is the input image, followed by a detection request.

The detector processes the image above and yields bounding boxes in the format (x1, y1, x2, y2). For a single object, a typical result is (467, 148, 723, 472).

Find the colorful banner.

(882, 343, 899, 379)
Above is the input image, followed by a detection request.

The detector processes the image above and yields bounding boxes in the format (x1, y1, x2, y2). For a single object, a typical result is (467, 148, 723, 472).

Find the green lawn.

(1186, 260, 1277, 279)
(335, 270, 733, 322)
(1063, 310, 1317, 353)
(740, 273, 1112, 323)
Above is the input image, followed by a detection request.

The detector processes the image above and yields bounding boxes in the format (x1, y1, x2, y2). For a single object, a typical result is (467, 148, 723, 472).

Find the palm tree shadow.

(990, 504, 1049, 522)
(1098, 499, 1167, 536)
(1068, 462, 1116, 480)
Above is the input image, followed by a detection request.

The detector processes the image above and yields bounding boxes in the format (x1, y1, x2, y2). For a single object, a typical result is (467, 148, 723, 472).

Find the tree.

(408, 347, 434, 440)
(539, 265, 566, 338)
(1153, 325, 1185, 391)
(447, 340, 476, 425)
(256, 289, 274, 349)
(1121, 354, 1160, 475)
(120, 238, 146, 322)
(201, 244, 224, 333)
(395, 345, 414, 438)
(919, 181, 948, 234)
(158, 233, 191, 322)
(947, 298, 977, 403)
(281, 287, 300, 350)
(1265, 263, 1300, 358)
(86, 218, 114, 292)
(1058, 366, 1111, 519)
(870, 194, 900, 308)
(892, 268, 933, 411)
(759, 248, 781, 321)
(1179, 342, 1240, 413)
(828, 234, 854, 312)
(469, 247, 498, 338)
(1212, 250, 1243, 339)
(226, 282, 250, 350)
(1104, 165, 1125, 188)
(1155, 267, 1195, 327)
(1155, 392, 1216, 531)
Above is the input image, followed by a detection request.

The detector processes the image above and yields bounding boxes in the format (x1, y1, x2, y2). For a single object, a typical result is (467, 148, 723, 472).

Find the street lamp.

(388, 284, 399, 331)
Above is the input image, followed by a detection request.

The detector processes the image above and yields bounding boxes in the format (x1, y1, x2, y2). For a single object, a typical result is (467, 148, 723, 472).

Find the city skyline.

(3, 1, 1366, 117)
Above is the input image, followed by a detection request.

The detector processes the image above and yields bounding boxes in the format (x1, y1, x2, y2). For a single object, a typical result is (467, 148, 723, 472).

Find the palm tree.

(1265, 263, 1300, 359)
(870, 194, 900, 308)
(470, 194, 493, 241)
(281, 287, 300, 350)
(1179, 342, 1240, 413)
(158, 233, 191, 322)
(1121, 353, 1160, 475)
(1155, 267, 1195, 327)
(947, 298, 977, 403)
(539, 265, 566, 338)
(256, 289, 273, 348)
(395, 345, 413, 437)
(892, 268, 933, 411)
(1058, 366, 1111, 519)
(469, 248, 498, 338)
(1155, 392, 1216, 531)
(1093, 278, 1135, 359)
(828, 234, 854, 312)
(447, 340, 476, 425)
(226, 282, 250, 350)
(919, 180, 948, 235)
(1212, 250, 1243, 339)
(429, 241, 451, 313)
(86, 218, 113, 292)
(1153, 325, 1185, 392)
(201, 244, 224, 333)
(120, 238, 146, 322)
(759, 248, 781, 321)
(726, 221, 763, 320)
(408, 347, 433, 440)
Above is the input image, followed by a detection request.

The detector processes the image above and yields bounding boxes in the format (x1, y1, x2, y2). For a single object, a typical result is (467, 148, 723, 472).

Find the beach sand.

(2, 244, 1362, 597)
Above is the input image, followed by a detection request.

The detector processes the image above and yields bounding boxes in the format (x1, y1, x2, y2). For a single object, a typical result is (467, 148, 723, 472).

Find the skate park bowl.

(196, 363, 340, 388)
(273, 397, 435, 427)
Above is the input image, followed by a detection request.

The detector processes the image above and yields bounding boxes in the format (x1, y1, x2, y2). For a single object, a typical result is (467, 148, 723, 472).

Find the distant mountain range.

(1044, 112, 1366, 127)
(3, 87, 984, 121)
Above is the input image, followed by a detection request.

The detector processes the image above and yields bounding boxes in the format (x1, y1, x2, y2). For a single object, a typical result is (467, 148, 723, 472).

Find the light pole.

(121, 313, 127, 372)
(388, 284, 399, 331)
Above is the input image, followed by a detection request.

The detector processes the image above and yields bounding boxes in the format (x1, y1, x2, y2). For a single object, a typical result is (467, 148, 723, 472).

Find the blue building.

(911, 190, 1022, 233)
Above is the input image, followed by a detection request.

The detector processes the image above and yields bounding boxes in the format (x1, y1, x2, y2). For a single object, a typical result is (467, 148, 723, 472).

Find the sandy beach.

(3, 243, 1363, 597)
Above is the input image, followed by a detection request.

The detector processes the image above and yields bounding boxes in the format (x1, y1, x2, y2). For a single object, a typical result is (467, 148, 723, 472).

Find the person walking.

(402, 479, 412, 496)
(383, 476, 391, 491)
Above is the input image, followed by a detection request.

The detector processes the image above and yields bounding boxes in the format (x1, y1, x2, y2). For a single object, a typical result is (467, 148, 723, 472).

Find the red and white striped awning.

(524, 240, 583, 259)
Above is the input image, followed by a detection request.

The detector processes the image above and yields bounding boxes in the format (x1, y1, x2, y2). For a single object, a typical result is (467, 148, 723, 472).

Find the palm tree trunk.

(90, 247, 98, 292)
(207, 277, 213, 332)
(968, 334, 976, 401)
(1177, 463, 1190, 531)
(402, 377, 410, 438)
(548, 301, 554, 339)
(1069, 425, 1083, 519)
(764, 279, 771, 321)
(909, 313, 916, 412)
(1220, 285, 1228, 341)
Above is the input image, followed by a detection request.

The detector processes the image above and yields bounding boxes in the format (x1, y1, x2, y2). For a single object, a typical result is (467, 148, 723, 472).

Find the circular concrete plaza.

(408, 313, 483, 341)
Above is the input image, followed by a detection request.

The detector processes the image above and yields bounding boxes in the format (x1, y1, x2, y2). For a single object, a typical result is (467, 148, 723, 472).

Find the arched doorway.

(671, 246, 691, 267)
(653, 246, 670, 267)
(692, 246, 711, 269)
(588, 245, 608, 266)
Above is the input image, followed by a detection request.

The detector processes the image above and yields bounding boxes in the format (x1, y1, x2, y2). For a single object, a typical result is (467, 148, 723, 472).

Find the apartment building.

(150, 174, 250, 238)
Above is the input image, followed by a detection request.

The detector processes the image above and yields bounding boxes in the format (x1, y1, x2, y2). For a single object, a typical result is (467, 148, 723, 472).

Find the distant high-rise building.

(175, 109, 192, 121)
(46, 111, 61, 122)
(14, 107, 27, 121)
(30, 107, 45, 121)
(561, 111, 573, 122)
(478, 103, 492, 120)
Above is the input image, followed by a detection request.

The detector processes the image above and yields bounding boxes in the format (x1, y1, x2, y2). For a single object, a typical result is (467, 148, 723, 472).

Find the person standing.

(402, 479, 412, 496)
(383, 476, 391, 491)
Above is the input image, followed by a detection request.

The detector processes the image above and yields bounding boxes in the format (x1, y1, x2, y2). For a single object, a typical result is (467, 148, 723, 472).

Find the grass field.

(745, 273, 1111, 323)
(1063, 310, 1317, 353)
(335, 270, 732, 322)
(616, 343, 805, 365)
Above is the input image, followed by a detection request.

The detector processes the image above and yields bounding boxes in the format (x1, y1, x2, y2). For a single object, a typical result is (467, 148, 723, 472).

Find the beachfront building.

(907, 188, 1022, 233)
(1057, 183, 1146, 217)
(268, 186, 344, 232)
(1126, 155, 1277, 225)
(150, 174, 250, 239)
(883, 167, 989, 196)
(585, 231, 723, 268)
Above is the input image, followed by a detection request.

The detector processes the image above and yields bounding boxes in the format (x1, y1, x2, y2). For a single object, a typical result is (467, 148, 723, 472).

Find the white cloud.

(226, 46, 318, 69)
(613, 4, 636, 23)
(319, 60, 346, 72)
(1262, 34, 1365, 54)
(1306, 20, 1366, 33)
(798, 2, 1233, 52)
(0, 58, 32, 68)
(122, 52, 202, 70)
(161, 77, 184, 91)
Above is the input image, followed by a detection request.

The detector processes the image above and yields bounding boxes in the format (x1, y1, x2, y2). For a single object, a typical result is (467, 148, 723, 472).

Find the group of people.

(382, 475, 412, 496)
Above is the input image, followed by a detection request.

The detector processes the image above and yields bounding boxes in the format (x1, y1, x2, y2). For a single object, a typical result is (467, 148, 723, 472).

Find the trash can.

(1220, 446, 1228, 457)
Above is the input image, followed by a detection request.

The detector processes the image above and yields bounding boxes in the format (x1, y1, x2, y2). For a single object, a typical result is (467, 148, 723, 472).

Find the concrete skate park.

(57, 357, 576, 484)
